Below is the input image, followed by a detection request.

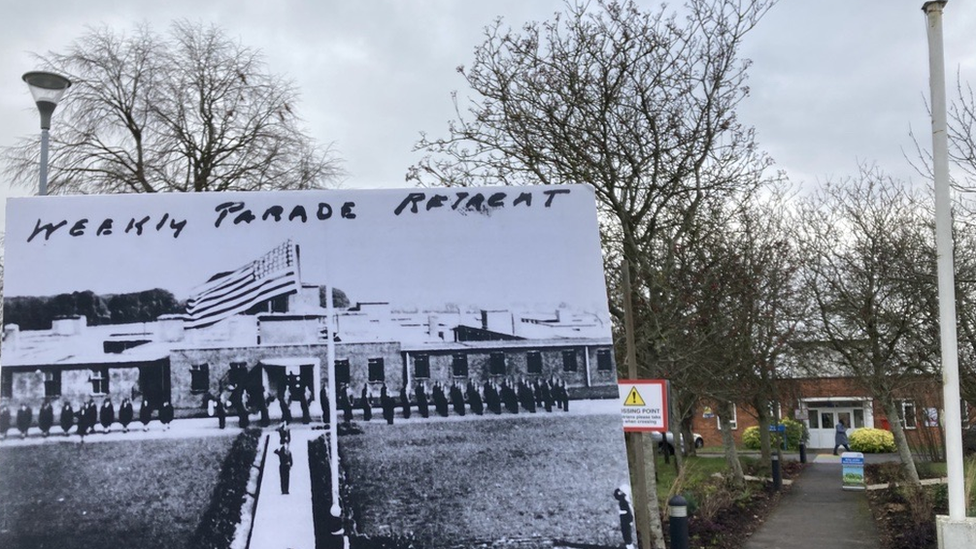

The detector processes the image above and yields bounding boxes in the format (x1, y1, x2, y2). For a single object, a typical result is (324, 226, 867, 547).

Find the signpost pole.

(622, 261, 660, 549)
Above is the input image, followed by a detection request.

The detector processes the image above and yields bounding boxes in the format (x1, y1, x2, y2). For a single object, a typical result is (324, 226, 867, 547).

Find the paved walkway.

(742, 453, 893, 549)
(250, 426, 322, 549)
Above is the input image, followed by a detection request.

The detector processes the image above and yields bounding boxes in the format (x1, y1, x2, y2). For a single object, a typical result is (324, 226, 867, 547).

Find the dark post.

(799, 442, 807, 464)
(771, 453, 782, 491)
(668, 495, 689, 549)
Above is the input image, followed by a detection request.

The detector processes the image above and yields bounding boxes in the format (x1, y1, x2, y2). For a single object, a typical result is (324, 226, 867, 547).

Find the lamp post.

(22, 71, 71, 196)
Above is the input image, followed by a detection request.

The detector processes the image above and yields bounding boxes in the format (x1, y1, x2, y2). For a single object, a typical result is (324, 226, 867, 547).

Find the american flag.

(185, 240, 301, 329)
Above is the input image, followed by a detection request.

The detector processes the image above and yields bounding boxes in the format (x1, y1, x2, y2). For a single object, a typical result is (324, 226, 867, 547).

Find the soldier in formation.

(38, 399, 54, 436)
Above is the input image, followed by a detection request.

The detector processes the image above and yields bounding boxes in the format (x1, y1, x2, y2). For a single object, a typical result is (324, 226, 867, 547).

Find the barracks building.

(2, 249, 617, 414)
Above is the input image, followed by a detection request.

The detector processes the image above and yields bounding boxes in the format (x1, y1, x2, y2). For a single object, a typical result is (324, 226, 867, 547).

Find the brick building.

(691, 375, 947, 450)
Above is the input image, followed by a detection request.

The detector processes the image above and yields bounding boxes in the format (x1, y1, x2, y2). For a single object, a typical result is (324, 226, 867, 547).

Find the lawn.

(652, 454, 761, 502)
(0, 436, 236, 549)
(339, 413, 630, 548)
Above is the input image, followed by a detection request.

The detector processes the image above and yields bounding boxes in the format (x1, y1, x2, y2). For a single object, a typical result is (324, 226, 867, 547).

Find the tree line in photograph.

(2, 286, 349, 331)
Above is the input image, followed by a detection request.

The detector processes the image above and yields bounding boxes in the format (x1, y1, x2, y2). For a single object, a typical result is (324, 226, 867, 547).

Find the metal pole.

(668, 495, 689, 549)
(39, 128, 49, 196)
(771, 453, 782, 491)
(325, 281, 346, 544)
(923, 0, 966, 520)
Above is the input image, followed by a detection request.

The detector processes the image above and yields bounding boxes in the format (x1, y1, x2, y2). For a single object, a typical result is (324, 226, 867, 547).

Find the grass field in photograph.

(0, 436, 235, 549)
(340, 413, 629, 548)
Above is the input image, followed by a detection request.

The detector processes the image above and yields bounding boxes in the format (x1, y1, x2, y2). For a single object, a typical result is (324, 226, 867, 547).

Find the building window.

(808, 410, 820, 429)
(413, 355, 430, 379)
(596, 349, 613, 371)
(368, 358, 385, 382)
(562, 350, 578, 372)
(717, 403, 738, 431)
(452, 354, 469, 377)
(44, 370, 62, 397)
(229, 362, 248, 386)
(489, 352, 506, 376)
(899, 400, 917, 430)
(335, 359, 350, 385)
(527, 351, 542, 375)
(1, 369, 12, 398)
(190, 364, 209, 394)
(90, 368, 109, 395)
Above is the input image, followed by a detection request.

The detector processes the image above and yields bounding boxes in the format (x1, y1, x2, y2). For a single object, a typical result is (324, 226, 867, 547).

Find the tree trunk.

(625, 432, 667, 549)
(718, 401, 745, 488)
(881, 396, 921, 485)
(755, 401, 772, 470)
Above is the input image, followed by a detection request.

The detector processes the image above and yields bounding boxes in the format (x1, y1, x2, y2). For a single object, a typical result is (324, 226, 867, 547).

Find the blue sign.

(841, 452, 865, 491)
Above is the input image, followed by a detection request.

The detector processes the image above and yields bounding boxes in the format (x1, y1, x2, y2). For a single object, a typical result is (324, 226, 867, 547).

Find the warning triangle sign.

(624, 386, 646, 407)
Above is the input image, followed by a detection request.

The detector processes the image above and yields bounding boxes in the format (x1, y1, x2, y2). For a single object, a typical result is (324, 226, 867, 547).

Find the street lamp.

(22, 71, 71, 196)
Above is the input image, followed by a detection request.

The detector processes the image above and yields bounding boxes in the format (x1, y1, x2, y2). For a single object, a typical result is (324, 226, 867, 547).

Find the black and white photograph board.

(0, 185, 630, 549)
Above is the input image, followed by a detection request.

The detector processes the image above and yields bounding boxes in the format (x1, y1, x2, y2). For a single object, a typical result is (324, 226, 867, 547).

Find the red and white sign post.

(618, 379, 668, 433)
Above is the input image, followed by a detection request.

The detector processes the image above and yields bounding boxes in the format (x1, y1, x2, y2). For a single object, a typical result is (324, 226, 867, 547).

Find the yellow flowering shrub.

(849, 428, 895, 453)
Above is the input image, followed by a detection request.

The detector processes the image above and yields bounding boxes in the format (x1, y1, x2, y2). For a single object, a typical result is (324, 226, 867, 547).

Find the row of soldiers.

(0, 397, 175, 440)
(335, 376, 571, 425)
(213, 372, 316, 430)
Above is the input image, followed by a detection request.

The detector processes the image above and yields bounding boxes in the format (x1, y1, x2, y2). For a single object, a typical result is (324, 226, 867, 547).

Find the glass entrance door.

(807, 408, 862, 448)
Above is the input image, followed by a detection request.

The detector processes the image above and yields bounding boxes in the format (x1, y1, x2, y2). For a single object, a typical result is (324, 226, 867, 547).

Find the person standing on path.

(59, 401, 74, 436)
(274, 442, 293, 494)
(16, 403, 33, 438)
(38, 399, 54, 437)
(614, 486, 635, 549)
(118, 397, 133, 432)
(833, 419, 851, 455)
(139, 399, 153, 431)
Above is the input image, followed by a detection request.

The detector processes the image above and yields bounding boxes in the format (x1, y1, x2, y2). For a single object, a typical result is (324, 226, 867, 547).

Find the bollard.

(799, 442, 807, 464)
(669, 495, 689, 549)
(771, 454, 782, 491)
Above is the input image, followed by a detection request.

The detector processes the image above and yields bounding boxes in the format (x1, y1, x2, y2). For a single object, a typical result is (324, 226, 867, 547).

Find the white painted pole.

(325, 280, 345, 536)
(923, 0, 966, 519)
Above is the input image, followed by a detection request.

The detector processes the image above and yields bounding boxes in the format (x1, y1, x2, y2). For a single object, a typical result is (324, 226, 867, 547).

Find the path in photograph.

(250, 427, 320, 549)
(339, 405, 628, 548)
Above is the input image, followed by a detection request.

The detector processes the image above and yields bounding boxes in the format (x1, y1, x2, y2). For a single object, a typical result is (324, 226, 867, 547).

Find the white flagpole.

(325, 277, 345, 542)
(923, 0, 966, 519)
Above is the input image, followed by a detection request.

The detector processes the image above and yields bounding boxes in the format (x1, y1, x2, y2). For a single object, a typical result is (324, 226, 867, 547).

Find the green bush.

(742, 418, 805, 451)
(849, 428, 896, 453)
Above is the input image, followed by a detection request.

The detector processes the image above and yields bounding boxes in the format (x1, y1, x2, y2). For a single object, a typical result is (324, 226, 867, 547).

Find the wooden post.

(622, 260, 664, 549)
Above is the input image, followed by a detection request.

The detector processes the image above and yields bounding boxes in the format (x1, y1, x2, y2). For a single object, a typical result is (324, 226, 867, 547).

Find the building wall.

(690, 376, 947, 450)
(169, 344, 331, 409)
(336, 341, 405, 393)
(405, 344, 616, 393)
(1, 365, 142, 411)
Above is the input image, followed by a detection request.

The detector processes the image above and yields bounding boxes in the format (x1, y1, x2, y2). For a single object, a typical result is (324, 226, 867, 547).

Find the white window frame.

(717, 403, 738, 431)
(898, 400, 917, 430)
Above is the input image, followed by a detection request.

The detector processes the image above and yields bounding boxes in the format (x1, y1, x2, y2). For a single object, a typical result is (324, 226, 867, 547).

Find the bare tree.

(797, 166, 940, 485)
(2, 21, 343, 194)
(411, 0, 778, 434)
(410, 0, 776, 314)
(410, 2, 780, 544)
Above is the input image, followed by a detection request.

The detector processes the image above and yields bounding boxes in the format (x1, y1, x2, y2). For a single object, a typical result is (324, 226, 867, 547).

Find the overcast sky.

(1, 1, 975, 228)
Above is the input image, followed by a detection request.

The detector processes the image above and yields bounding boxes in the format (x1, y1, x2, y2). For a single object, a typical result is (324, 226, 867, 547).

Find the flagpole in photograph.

(922, 0, 966, 520)
(325, 275, 347, 546)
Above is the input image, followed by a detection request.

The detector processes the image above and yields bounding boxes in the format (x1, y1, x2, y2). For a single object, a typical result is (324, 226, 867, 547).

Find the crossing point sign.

(618, 379, 668, 432)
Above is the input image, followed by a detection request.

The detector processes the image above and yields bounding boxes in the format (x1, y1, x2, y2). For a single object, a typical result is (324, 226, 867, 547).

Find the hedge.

(189, 429, 261, 549)
(849, 428, 896, 453)
(742, 418, 805, 451)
